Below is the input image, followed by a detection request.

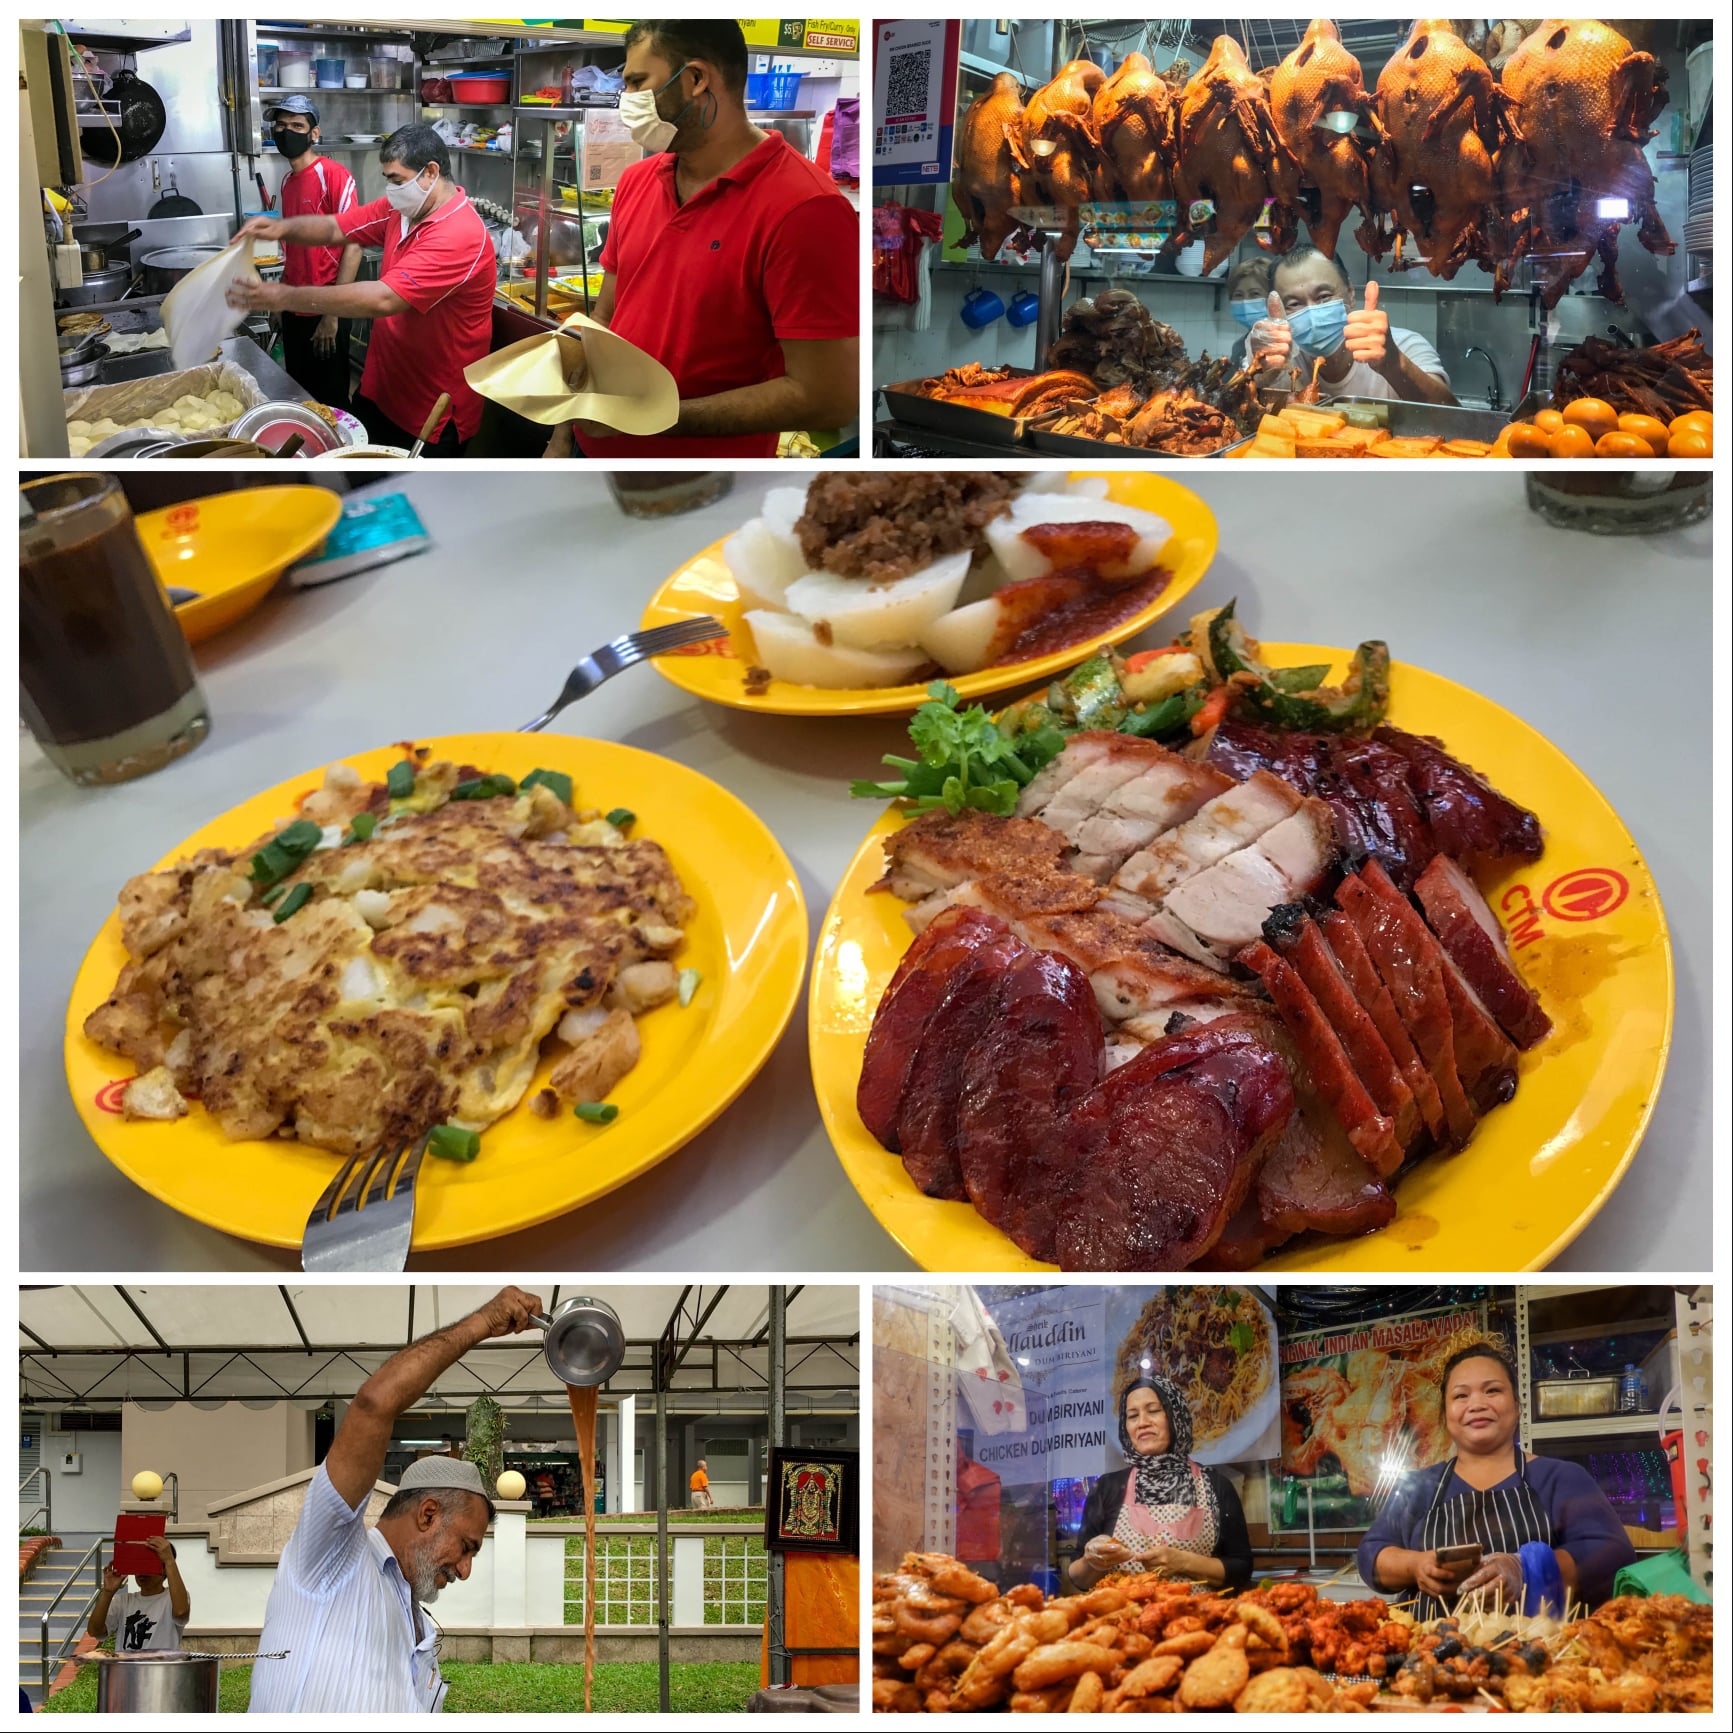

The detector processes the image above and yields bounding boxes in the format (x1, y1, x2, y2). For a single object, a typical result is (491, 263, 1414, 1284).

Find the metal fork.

(518, 616, 730, 732)
(301, 1133, 430, 1271)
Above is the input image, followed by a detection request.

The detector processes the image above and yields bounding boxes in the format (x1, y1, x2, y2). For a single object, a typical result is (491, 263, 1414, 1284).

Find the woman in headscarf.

(1357, 1332, 1634, 1616)
(1068, 1373, 1253, 1592)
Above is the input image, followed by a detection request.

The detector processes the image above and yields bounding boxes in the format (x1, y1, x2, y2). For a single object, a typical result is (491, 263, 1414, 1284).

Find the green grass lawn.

(531, 1509, 761, 1526)
(562, 1532, 766, 1627)
(45, 1660, 762, 1713)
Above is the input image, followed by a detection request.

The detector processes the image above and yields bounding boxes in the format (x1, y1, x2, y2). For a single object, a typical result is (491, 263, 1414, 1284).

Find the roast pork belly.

(1112, 770, 1302, 903)
(1018, 733, 1159, 838)
(1068, 753, 1234, 881)
(1147, 798, 1338, 970)
(1050, 1016, 1296, 1270)
(1336, 869, 1478, 1148)
(877, 806, 1068, 903)
(1413, 853, 1553, 1049)
(955, 946, 1104, 1263)
(1372, 726, 1544, 875)
(1241, 940, 1402, 1176)
(856, 906, 1008, 1151)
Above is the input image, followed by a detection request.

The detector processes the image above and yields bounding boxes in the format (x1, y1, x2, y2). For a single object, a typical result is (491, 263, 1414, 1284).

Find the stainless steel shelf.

(1529, 1413, 1662, 1441)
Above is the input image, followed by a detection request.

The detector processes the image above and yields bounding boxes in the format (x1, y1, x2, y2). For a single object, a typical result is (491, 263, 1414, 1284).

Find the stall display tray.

(1027, 414, 1252, 460)
(1329, 395, 1511, 443)
(878, 373, 1039, 448)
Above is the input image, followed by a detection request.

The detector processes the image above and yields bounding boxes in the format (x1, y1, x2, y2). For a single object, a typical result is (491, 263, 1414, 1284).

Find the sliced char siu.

(1335, 870, 1478, 1148)
(1413, 854, 1552, 1049)
(1050, 1017, 1295, 1271)
(856, 906, 1006, 1149)
(1356, 859, 1519, 1112)
(895, 932, 1025, 1199)
(1318, 907, 1449, 1143)
(1240, 940, 1403, 1175)
(1263, 903, 1422, 1154)
(954, 946, 1104, 1263)
(1373, 726, 1544, 875)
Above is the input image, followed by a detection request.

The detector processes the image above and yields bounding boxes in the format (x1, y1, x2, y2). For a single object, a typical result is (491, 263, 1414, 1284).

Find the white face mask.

(385, 166, 434, 220)
(619, 64, 692, 153)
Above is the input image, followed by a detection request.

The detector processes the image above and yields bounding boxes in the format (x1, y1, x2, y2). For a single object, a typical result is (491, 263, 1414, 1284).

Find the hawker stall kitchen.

(21, 17, 860, 459)
(873, 17, 1714, 459)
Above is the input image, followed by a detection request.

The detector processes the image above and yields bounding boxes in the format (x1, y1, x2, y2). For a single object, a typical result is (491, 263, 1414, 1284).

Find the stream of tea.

(567, 1384, 599, 1711)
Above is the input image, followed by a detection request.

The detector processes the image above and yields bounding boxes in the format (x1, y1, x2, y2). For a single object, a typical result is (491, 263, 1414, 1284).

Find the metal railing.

(38, 1537, 104, 1700)
(19, 1464, 51, 1535)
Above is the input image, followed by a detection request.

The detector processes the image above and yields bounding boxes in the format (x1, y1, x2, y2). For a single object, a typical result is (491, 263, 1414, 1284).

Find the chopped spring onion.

(452, 774, 518, 801)
(604, 807, 636, 832)
(260, 883, 289, 909)
(271, 883, 313, 923)
(385, 761, 417, 800)
(573, 1101, 619, 1125)
(677, 968, 701, 1008)
(520, 768, 574, 806)
(345, 812, 378, 845)
(427, 1123, 481, 1162)
(251, 818, 323, 888)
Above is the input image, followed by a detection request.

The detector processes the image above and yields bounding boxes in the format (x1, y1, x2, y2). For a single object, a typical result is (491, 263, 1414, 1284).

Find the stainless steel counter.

(98, 333, 312, 398)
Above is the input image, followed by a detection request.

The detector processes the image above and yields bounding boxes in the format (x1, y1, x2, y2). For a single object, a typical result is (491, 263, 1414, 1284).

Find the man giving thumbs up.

(1247, 244, 1457, 406)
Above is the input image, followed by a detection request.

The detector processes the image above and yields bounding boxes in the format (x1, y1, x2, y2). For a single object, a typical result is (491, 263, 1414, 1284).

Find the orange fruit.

(1616, 413, 1671, 456)
(1668, 430, 1712, 458)
(1561, 397, 1618, 442)
(1547, 424, 1596, 459)
(1488, 427, 1515, 458)
(1506, 423, 1553, 459)
(1669, 411, 1712, 437)
(1532, 408, 1565, 433)
(1594, 431, 1655, 458)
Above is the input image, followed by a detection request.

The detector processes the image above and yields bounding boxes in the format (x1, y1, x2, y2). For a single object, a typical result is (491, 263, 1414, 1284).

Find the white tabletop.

(19, 469, 1711, 1273)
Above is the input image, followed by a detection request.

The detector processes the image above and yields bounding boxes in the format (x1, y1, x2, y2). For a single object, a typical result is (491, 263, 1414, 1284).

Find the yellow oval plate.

(66, 733, 808, 1251)
(811, 647, 1673, 1273)
(642, 472, 1217, 717)
(137, 485, 343, 645)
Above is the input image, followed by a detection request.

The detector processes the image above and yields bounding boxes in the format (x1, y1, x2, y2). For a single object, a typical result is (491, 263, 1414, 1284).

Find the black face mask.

(273, 128, 314, 160)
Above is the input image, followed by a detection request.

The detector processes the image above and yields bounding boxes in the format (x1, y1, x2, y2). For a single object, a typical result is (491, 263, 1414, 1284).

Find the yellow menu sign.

(579, 19, 857, 52)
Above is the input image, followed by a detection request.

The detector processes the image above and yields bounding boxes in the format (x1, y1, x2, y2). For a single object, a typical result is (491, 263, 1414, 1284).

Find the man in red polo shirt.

(231, 125, 495, 455)
(265, 95, 361, 412)
(546, 19, 858, 460)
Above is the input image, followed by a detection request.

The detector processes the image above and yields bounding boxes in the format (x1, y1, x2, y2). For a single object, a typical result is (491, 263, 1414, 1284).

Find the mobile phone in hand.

(1435, 1543, 1484, 1571)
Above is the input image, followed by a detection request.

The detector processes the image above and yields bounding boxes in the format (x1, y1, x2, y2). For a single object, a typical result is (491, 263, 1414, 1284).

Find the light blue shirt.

(248, 1465, 445, 1713)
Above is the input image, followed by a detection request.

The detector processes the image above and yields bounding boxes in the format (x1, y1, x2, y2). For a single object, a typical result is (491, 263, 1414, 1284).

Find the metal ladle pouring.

(533, 1295, 625, 1387)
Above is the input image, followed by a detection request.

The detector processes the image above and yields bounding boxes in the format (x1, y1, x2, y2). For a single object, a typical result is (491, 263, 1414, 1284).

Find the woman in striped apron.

(1068, 1374, 1253, 1593)
(1358, 1338, 1634, 1615)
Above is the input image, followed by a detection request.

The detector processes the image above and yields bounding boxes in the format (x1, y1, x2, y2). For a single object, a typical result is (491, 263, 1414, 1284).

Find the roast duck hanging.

(943, 18, 1671, 307)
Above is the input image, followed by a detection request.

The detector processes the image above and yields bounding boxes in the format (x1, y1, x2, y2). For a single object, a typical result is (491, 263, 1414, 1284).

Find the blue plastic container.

(746, 69, 805, 111)
(314, 57, 345, 89)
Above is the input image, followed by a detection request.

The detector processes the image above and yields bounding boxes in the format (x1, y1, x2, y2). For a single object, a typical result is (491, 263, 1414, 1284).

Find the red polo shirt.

(337, 187, 496, 442)
(580, 132, 857, 459)
(278, 155, 358, 287)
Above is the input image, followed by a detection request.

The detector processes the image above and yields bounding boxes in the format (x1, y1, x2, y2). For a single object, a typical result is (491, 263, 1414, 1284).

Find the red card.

(112, 1513, 168, 1579)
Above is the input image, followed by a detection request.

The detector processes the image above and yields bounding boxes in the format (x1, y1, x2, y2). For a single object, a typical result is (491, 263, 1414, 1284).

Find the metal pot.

(534, 1296, 625, 1386)
(60, 356, 104, 388)
(140, 247, 224, 295)
(89, 429, 185, 458)
(92, 1653, 219, 1714)
(57, 264, 134, 308)
(78, 228, 141, 273)
(229, 402, 343, 456)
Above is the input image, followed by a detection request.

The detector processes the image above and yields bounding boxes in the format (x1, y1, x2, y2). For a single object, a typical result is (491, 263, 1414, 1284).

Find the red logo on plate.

(1542, 867, 1629, 923)
(94, 1079, 131, 1115)
(162, 504, 200, 535)
(664, 637, 735, 659)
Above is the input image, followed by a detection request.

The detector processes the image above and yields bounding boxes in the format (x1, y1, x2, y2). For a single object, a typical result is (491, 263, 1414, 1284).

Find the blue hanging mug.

(960, 286, 1006, 329)
(1005, 289, 1040, 328)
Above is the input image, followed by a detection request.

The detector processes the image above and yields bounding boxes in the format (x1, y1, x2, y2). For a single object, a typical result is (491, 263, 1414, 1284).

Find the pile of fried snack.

(873, 1556, 1714, 1714)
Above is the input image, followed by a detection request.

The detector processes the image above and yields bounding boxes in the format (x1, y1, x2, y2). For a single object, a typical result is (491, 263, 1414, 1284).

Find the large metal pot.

(140, 247, 224, 295)
(534, 1296, 625, 1386)
(57, 264, 133, 308)
(91, 1653, 219, 1713)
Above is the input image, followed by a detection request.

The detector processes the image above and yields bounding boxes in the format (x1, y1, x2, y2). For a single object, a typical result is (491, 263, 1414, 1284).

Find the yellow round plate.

(66, 733, 808, 1251)
(138, 485, 343, 644)
(811, 647, 1673, 1273)
(642, 471, 1217, 717)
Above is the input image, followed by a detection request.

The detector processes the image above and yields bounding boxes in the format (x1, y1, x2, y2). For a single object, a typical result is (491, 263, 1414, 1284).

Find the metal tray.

(1329, 395, 1510, 443)
(1027, 415, 1251, 460)
(879, 373, 1036, 448)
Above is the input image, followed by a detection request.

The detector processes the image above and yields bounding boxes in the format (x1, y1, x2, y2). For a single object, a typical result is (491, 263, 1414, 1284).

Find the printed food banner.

(1107, 1288, 1281, 1466)
(1276, 1304, 1485, 1531)
(973, 1288, 1110, 1486)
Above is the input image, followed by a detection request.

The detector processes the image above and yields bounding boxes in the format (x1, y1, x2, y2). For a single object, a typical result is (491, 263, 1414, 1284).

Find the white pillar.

(491, 1501, 530, 1628)
(615, 1397, 636, 1513)
(672, 1534, 704, 1627)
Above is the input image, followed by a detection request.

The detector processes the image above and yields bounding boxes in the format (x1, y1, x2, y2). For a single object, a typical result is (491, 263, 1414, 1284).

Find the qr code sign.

(883, 43, 932, 125)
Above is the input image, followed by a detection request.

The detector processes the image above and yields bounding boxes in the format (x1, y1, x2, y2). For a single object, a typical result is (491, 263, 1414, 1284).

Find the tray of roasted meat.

(880, 365, 1098, 448)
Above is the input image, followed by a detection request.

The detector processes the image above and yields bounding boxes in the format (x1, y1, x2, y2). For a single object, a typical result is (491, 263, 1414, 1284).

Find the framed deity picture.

(764, 1446, 859, 1555)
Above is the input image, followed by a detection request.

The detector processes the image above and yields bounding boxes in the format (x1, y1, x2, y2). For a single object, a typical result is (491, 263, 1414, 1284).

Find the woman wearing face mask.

(1248, 244, 1457, 405)
(263, 96, 361, 413)
(1357, 1334, 1634, 1617)
(232, 125, 495, 454)
(1068, 1375, 1253, 1593)
(544, 18, 858, 461)
(1225, 255, 1274, 351)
